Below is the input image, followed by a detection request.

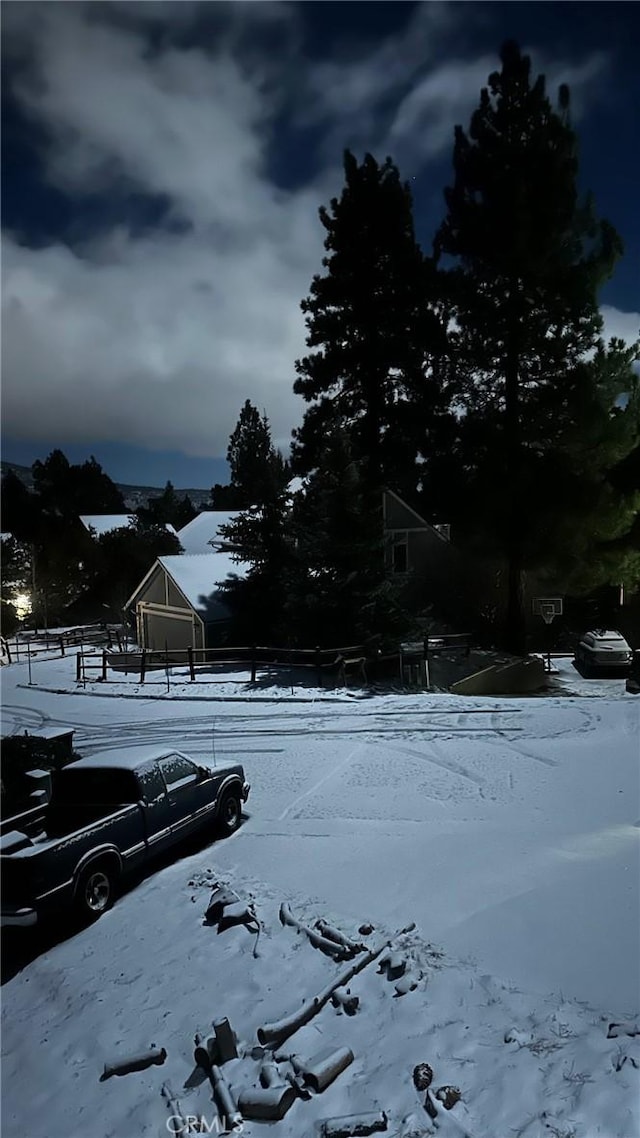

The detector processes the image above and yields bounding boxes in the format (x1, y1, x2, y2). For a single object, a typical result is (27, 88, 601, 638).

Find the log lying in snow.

(210, 1064, 242, 1130)
(315, 920, 366, 954)
(320, 1110, 389, 1137)
(218, 900, 259, 933)
(213, 1018, 238, 1062)
(161, 1081, 193, 1135)
(257, 922, 415, 1049)
(259, 1062, 280, 1088)
(193, 1033, 217, 1071)
(298, 1046, 354, 1093)
(280, 902, 354, 960)
(237, 1084, 297, 1121)
(100, 1047, 167, 1081)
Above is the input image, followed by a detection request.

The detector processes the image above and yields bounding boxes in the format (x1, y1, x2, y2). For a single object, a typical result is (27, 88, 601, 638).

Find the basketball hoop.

(533, 596, 563, 624)
(540, 604, 555, 625)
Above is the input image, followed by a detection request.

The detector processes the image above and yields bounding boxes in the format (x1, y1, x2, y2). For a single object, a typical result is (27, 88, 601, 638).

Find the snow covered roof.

(176, 511, 241, 554)
(70, 746, 193, 771)
(158, 552, 248, 616)
(80, 514, 137, 535)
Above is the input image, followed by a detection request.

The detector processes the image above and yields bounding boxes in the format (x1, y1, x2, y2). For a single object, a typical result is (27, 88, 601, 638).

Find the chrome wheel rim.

(85, 871, 111, 912)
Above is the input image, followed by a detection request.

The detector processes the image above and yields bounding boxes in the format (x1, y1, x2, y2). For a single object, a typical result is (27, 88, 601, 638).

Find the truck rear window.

(51, 769, 140, 805)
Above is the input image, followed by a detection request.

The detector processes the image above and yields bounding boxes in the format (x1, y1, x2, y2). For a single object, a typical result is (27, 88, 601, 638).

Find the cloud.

(1, 2, 322, 457)
(600, 305, 640, 348)
(0, 2, 625, 465)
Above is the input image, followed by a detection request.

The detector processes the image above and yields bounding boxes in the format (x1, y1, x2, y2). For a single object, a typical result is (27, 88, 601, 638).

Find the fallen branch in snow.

(295, 1045, 354, 1093)
(237, 1084, 297, 1121)
(608, 1021, 639, 1038)
(100, 1047, 166, 1081)
(315, 919, 366, 954)
(320, 1111, 388, 1137)
(204, 886, 242, 925)
(257, 922, 415, 1048)
(161, 1081, 195, 1136)
(280, 902, 355, 960)
(209, 1064, 242, 1130)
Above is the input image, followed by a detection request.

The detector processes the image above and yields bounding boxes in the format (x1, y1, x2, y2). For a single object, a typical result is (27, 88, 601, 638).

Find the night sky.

(2, 1, 639, 488)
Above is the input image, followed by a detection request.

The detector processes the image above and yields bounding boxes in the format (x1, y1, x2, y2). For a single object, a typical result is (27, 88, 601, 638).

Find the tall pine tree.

(293, 150, 446, 500)
(435, 41, 626, 653)
(212, 400, 290, 510)
(218, 404, 293, 643)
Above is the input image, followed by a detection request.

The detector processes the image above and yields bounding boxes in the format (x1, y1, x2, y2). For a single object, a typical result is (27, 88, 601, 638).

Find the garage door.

(143, 610, 194, 652)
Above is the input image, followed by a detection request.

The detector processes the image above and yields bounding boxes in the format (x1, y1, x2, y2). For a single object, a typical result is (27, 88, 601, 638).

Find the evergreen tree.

(32, 450, 125, 516)
(292, 150, 446, 499)
(435, 41, 626, 653)
(0, 469, 38, 541)
(217, 406, 293, 642)
(289, 431, 411, 646)
(89, 521, 182, 616)
(216, 400, 290, 510)
(137, 481, 197, 530)
(0, 535, 31, 635)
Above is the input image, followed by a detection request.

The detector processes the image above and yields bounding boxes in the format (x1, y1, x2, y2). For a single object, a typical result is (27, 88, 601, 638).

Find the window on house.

(392, 536, 409, 574)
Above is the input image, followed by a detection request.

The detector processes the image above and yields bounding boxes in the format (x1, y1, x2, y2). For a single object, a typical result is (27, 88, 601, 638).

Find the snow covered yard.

(1, 653, 638, 1138)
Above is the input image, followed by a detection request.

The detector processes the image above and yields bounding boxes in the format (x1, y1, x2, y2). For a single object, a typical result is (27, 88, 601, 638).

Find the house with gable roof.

(126, 493, 455, 652)
(382, 489, 453, 578)
(126, 551, 249, 652)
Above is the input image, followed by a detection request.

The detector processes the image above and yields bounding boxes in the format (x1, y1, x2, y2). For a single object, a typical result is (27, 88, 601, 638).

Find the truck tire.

(217, 789, 242, 837)
(75, 860, 118, 921)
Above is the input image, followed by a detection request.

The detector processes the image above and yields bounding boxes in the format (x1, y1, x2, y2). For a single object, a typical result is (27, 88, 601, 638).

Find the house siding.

(167, 578, 189, 610)
(140, 565, 166, 606)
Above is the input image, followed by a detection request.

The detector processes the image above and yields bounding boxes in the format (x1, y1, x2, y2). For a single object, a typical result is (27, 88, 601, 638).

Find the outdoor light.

(14, 592, 32, 620)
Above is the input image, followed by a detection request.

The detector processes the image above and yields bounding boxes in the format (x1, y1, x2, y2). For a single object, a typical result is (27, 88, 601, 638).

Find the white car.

(574, 629, 633, 675)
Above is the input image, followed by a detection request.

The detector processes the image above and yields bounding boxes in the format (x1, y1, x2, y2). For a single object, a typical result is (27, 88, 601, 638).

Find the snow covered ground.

(1, 651, 638, 1138)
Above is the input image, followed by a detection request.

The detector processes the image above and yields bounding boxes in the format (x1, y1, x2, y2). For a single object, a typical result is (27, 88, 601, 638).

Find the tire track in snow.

(278, 743, 364, 820)
(377, 741, 486, 788)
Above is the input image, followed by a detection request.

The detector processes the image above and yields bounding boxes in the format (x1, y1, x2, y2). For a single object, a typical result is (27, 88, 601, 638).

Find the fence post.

(102, 651, 108, 682)
(27, 639, 33, 685)
(188, 645, 195, 682)
(315, 645, 322, 688)
(60, 636, 65, 657)
(251, 647, 256, 684)
(2, 637, 11, 665)
(76, 651, 81, 684)
(140, 650, 146, 684)
(165, 640, 170, 693)
(398, 647, 403, 687)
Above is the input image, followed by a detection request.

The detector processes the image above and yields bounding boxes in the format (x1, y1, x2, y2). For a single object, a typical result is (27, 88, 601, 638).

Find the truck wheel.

(75, 862, 117, 921)
(217, 790, 241, 837)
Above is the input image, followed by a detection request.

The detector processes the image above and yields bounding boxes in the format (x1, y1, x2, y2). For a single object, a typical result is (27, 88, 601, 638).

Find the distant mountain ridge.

(0, 461, 212, 511)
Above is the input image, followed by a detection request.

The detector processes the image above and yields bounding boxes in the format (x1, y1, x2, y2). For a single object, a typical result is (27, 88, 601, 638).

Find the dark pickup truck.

(0, 746, 250, 927)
